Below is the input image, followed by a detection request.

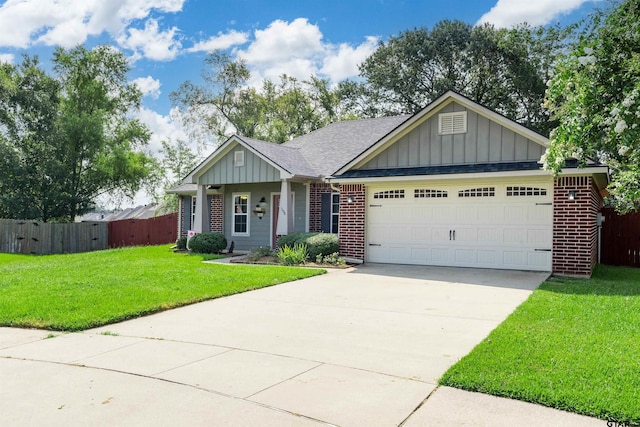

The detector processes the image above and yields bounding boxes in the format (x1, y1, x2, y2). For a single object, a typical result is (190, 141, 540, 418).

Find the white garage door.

(366, 181, 553, 271)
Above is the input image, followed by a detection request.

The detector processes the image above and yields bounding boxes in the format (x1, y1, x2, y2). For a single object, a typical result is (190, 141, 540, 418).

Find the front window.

(232, 193, 249, 236)
(331, 193, 340, 234)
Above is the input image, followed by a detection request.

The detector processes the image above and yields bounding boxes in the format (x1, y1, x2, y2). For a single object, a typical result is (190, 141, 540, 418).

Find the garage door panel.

(366, 182, 552, 271)
(477, 250, 498, 265)
(527, 228, 552, 245)
(528, 251, 552, 269)
(503, 251, 528, 267)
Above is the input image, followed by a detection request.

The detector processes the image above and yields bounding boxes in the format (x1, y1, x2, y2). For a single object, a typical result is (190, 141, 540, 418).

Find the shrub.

(277, 232, 318, 249)
(247, 246, 275, 262)
(305, 233, 339, 259)
(315, 252, 346, 266)
(188, 232, 227, 254)
(277, 243, 309, 265)
(277, 232, 338, 260)
(176, 236, 187, 250)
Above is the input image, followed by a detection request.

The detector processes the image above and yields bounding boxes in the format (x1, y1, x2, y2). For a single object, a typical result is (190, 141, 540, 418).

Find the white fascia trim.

(334, 91, 549, 175)
(558, 166, 609, 177)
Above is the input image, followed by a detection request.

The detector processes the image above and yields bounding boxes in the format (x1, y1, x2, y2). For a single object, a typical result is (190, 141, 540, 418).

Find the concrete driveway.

(0, 264, 602, 426)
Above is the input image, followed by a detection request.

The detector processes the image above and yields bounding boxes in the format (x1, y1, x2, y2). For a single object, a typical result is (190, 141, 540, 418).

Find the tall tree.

(352, 20, 568, 135)
(170, 51, 347, 146)
(53, 45, 153, 221)
(544, 0, 640, 212)
(0, 56, 64, 221)
(0, 46, 154, 222)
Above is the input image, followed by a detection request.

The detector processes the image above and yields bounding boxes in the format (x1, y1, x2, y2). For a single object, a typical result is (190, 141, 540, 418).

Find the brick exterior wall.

(210, 194, 223, 233)
(309, 182, 333, 232)
(338, 184, 366, 260)
(177, 195, 184, 237)
(552, 176, 602, 277)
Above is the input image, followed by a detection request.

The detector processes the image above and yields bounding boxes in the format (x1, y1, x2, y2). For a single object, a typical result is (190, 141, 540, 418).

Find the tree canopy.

(544, 0, 640, 212)
(352, 20, 569, 136)
(0, 46, 154, 221)
(170, 51, 351, 147)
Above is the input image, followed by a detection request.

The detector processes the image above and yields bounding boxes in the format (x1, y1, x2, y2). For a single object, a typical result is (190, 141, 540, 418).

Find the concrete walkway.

(0, 265, 603, 426)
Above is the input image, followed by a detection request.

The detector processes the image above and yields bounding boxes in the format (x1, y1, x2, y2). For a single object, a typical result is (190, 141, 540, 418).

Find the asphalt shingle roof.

(336, 161, 544, 179)
(283, 115, 410, 176)
(238, 136, 319, 177)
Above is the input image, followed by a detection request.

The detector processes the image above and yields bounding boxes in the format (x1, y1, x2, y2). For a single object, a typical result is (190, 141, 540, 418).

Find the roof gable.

(189, 135, 319, 185)
(335, 91, 549, 175)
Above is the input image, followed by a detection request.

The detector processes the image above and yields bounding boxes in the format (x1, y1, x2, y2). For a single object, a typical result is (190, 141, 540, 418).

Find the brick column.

(338, 184, 366, 260)
(309, 182, 333, 232)
(177, 195, 184, 237)
(553, 176, 601, 277)
(210, 194, 224, 233)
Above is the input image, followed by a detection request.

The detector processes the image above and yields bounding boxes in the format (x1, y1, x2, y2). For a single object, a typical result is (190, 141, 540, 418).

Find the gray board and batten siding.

(222, 182, 307, 251)
(360, 101, 546, 170)
(197, 144, 282, 185)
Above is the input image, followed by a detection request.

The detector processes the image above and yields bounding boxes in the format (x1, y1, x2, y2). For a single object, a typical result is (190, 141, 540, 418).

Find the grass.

(440, 264, 640, 425)
(0, 245, 323, 331)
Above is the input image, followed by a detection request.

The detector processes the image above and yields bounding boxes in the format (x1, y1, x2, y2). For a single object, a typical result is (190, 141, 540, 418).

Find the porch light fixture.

(567, 190, 577, 201)
(252, 196, 267, 219)
(347, 196, 354, 204)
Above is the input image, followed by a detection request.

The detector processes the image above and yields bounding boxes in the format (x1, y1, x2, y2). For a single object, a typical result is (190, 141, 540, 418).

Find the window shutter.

(320, 193, 332, 233)
(183, 196, 192, 233)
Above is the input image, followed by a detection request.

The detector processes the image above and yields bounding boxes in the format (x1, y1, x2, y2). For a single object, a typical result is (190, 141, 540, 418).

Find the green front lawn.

(0, 245, 323, 331)
(440, 265, 640, 425)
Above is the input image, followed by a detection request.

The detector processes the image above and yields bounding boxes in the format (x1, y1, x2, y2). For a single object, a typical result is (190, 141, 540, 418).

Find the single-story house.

(169, 91, 608, 277)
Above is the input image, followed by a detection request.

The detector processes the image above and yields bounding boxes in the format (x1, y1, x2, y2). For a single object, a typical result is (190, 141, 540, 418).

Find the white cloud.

(136, 106, 188, 153)
(239, 18, 324, 65)
(132, 76, 161, 99)
(118, 19, 182, 61)
(236, 18, 376, 85)
(0, 53, 14, 64)
(478, 0, 595, 27)
(0, 0, 185, 58)
(321, 36, 378, 82)
(188, 30, 248, 53)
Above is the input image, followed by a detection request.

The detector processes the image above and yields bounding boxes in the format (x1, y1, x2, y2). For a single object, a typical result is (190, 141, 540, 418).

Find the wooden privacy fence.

(0, 219, 107, 255)
(601, 207, 640, 267)
(108, 213, 177, 248)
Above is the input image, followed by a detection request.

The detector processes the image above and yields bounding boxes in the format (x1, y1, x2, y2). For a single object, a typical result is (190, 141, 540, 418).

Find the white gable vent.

(234, 150, 245, 167)
(439, 111, 467, 135)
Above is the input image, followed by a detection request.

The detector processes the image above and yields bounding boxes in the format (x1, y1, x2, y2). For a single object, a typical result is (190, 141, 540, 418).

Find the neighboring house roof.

(75, 204, 162, 222)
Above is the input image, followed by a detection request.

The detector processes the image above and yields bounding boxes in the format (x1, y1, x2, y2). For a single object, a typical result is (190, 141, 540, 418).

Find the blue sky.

(0, 0, 600, 206)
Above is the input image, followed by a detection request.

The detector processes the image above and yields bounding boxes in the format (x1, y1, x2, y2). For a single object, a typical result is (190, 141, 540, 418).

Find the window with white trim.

(191, 197, 197, 229)
(439, 111, 467, 135)
(331, 193, 340, 234)
(232, 193, 249, 235)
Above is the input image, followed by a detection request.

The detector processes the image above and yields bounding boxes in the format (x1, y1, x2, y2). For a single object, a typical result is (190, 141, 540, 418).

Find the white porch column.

(276, 179, 294, 235)
(193, 184, 208, 233)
